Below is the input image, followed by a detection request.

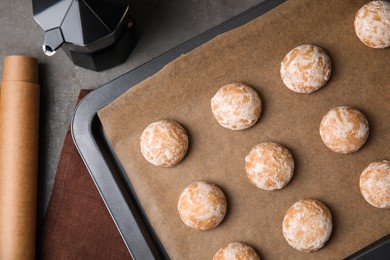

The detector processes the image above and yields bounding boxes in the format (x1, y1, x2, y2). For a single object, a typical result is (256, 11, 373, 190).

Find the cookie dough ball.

(354, 1, 390, 48)
(245, 142, 294, 190)
(140, 120, 188, 167)
(213, 242, 260, 260)
(211, 83, 262, 130)
(283, 199, 333, 252)
(177, 181, 227, 230)
(360, 160, 390, 209)
(280, 44, 331, 93)
(319, 106, 369, 154)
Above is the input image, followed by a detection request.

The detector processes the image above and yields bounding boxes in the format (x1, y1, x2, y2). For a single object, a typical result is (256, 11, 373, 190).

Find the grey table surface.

(0, 0, 263, 225)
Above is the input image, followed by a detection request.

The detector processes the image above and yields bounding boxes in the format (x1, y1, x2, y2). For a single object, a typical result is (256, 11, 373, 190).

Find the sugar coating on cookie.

(283, 199, 333, 252)
(354, 1, 390, 48)
(177, 181, 227, 230)
(319, 106, 369, 154)
(280, 44, 331, 93)
(211, 83, 262, 130)
(360, 160, 390, 209)
(213, 242, 260, 260)
(140, 120, 188, 167)
(245, 142, 294, 190)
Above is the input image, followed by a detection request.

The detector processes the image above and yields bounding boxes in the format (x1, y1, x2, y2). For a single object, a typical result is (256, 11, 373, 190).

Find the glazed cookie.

(354, 1, 390, 48)
(140, 120, 188, 167)
(211, 83, 262, 130)
(283, 199, 333, 252)
(177, 181, 227, 230)
(245, 142, 294, 190)
(280, 44, 331, 93)
(319, 106, 369, 154)
(360, 160, 390, 209)
(213, 242, 260, 260)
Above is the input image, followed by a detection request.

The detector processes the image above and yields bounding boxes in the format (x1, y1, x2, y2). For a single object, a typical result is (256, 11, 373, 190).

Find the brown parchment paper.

(0, 56, 40, 260)
(98, 0, 390, 259)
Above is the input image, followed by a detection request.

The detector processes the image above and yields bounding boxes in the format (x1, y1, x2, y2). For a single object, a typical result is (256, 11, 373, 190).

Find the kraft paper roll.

(2, 56, 39, 84)
(0, 56, 40, 260)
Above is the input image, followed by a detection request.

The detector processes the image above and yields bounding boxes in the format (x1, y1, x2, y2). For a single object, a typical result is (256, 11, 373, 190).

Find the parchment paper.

(0, 56, 40, 260)
(98, 0, 390, 259)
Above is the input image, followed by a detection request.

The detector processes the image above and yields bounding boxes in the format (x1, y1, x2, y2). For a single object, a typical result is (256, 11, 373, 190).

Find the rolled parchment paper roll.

(2, 56, 39, 84)
(0, 56, 40, 260)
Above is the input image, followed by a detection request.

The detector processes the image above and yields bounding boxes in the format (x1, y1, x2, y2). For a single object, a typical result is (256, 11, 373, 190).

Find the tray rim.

(71, 0, 390, 258)
(71, 1, 390, 259)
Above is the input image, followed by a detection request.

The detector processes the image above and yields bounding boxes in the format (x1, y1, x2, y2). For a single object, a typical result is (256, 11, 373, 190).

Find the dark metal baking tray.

(71, 0, 389, 259)
(344, 234, 390, 260)
(71, 1, 285, 258)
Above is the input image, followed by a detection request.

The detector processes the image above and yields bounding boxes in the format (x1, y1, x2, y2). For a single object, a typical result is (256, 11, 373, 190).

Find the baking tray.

(71, 0, 390, 259)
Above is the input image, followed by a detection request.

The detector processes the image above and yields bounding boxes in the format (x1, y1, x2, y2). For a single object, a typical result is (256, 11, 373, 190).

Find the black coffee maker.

(32, 0, 136, 71)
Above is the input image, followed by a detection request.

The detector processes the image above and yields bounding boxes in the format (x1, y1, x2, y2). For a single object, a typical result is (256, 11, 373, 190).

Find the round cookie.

(319, 106, 369, 154)
(354, 1, 390, 48)
(283, 199, 333, 252)
(213, 242, 260, 260)
(140, 120, 188, 167)
(360, 160, 390, 209)
(245, 142, 294, 190)
(280, 44, 331, 93)
(177, 181, 227, 230)
(211, 83, 262, 130)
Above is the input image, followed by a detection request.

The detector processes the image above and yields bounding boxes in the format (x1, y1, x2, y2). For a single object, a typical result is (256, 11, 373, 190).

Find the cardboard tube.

(2, 56, 39, 84)
(0, 56, 39, 260)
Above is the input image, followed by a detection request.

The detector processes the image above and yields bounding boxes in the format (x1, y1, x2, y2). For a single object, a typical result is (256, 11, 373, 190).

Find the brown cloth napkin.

(39, 90, 131, 260)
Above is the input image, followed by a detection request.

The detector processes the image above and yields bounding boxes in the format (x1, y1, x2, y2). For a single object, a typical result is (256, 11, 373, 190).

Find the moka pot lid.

(33, 0, 129, 56)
